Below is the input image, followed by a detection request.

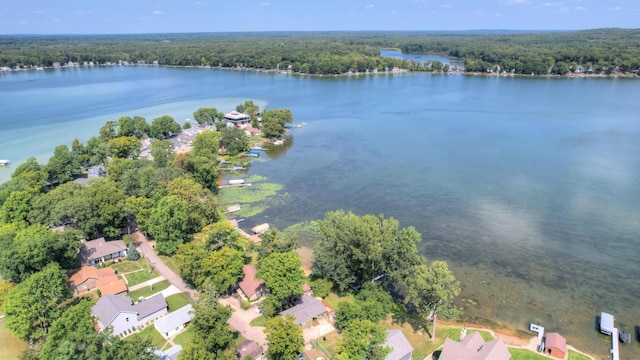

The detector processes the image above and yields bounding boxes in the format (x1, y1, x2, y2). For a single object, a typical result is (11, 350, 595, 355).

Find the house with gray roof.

(438, 331, 511, 360)
(92, 293, 168, 336)
(224, 111, 251, 127)
(384, 330, 413, 360)
(79, 237, 127, 266)
(154, 304, 194, 338)
(155, 345, 182, 360)
(279, 296, 328, 328)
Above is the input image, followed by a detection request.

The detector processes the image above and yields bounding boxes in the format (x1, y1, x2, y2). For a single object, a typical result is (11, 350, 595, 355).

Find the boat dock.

(0, 160, 10, 166)
(600, 312, 619, 360)
(219, 183, 252, 189)
(219, 165, 246, 171)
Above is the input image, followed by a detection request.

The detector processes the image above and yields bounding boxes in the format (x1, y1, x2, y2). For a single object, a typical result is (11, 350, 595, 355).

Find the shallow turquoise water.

(1, 67, 639, 358)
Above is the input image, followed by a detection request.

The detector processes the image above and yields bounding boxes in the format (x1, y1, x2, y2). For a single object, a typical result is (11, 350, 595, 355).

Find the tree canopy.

(149, 115, 181, 139)
(264, 315, 304, 360)
(261, 109, 293, 139)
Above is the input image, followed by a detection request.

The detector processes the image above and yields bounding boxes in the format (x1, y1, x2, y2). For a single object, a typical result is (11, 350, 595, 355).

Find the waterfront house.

(154, 304, 194, 338)
(438, 331, 511, 360)
(238, 265, 267, 301)
(279, 295, 328, 328)
(384, 330, 413, 360)
(224, 111, 251, 127)
(544, 332, 567, 359)
(79, 238, 127, 266)
(92, 293, 168, 336)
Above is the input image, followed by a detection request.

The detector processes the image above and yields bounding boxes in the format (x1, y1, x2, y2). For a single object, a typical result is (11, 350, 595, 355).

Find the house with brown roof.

(544, 332, 567, 359)
(238, 339, 263, 360)
(68, 266, 127, 295)
(438, 331, 511, 360)
(279, 295, 328, 328)
(79, 238, 127, 266)
(238, 265, 267, 301)
(92, 293, 167, 336)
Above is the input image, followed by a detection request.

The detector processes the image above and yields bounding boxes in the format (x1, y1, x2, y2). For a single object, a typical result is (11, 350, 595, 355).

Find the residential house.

(438, 331, 511, 360)
(154, 304, 194, 338)
(92, 293, 167, 336)
(238, 265, 267, 301)
(244, 125, 262, 137)
(155, 345, 182, 360)
(238, 340, 263, 360)
(384, 330, 413, 360)
(279, 296, 328, 328)
(88, 165, 107, 179)
(68, 266, 127, 295)
(224, 111, 251, 127)
(79, 238, 127, 266)
(544, 332, 567, 359)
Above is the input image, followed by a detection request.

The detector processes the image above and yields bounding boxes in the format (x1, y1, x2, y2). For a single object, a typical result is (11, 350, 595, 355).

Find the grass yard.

(127, 280, 170, 301)
(158, 255, 180, 275)
(323, 292, 356, 310)
(508, 348, 549, 359)
(138, 325, 169, 351)
(166, 293, 192, 311)
(124, 268, 159, 286)
(110, 259, 143, 273)
(317, 330, 340, 357)
(173, 326, 195, 348)
(568, 350, 592, 360)
(250, 315, 266, 327)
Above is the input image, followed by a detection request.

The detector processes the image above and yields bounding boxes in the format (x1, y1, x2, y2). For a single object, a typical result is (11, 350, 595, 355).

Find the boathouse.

(544, 332, 567, 359)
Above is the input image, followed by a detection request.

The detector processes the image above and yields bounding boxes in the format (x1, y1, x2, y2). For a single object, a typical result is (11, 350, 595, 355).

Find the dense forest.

(1, 29, 639, 76)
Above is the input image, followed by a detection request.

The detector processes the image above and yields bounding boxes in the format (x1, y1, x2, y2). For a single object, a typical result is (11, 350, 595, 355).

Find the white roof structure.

(154, 304, 194, 336)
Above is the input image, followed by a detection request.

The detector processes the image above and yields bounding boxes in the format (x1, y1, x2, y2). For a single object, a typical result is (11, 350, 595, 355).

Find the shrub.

(241, 300, 251, 310)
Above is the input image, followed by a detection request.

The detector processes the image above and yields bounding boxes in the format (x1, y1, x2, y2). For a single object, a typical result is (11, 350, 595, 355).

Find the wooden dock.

(611, 328, 619, 360)
(219, 183, 252, 189)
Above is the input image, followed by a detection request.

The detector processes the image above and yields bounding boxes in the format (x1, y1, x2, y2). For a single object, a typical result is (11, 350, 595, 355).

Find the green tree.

(308, 277, 333, 298)
(179, 289, 236, 359)
(84, 178, 127, 238)
(0, 190, 34, 226)
(174, 243, 211, 288)
(312, 210, 422, 292)
(264, 315, 304, 360)
(0, 280, 16, 309)
(117, 116, 137, 137)
(203, 221, 246, 251)
(149, 115, 181, 139)
(235, 100, 260, 121)
(401, 261, 461, 340)
(85, 136, 109, 166)
(2, 263, 72, 340)
(257, 252, 305, 310)
(335, 319, 390, 360)
(167, 177, 219, 234)
(204, 247, 245, 295)
(125, 196, 155, 235)
(150, 139, 175, 168)
(99, 121, 117, 141)
(107, 136, 141, 158)
(258, 228, 298, 259)
(219, 126, 249, 156)
(47, 144, 81, 183)
(10, 157, 48, 191)
(148, 195, 189, 255)
(193, 156, 219, 193)
(127, 242, 141, 260)
(193, 107, 224, 124)
(132, 116, 151, 139)
(192, 130, 220, 159)
(173, 152, 195, 173)
(261, 109, 293, 138)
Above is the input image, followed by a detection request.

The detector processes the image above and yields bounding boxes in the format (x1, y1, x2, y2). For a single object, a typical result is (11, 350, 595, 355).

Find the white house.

(154, 304, 194, 338)
(92, 294, 168, 336)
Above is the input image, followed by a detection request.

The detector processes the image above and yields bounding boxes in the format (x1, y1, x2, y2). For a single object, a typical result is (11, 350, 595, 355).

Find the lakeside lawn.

(137, 325, 170, 351)
(568, 350, 592, 360)
(165, 293, 192, 311)
(124, 268, 159, 287)
(127, 280, 170, 301)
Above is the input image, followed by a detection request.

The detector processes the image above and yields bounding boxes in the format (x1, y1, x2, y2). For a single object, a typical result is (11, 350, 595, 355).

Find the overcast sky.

(1, 0, 637, 34)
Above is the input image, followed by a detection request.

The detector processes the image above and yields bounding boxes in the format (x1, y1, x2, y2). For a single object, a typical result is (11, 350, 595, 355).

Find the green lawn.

(127, 280, 170, 301)
(250, 315, 266, 327)
(568, 350, 592, 360)
(508, 348, 549, 359)
(138, 325, 169, 351)
(124, 268, 159, 286)
(173, 326, 195, 348)
(166, 293, 192, 312)
(323, 292, 356, 310)
(158, 255, 180, 275)
(110, 260, 143, 274)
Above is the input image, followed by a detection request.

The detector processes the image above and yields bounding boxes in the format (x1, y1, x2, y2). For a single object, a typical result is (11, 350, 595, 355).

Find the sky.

(0, 0, 637, 34)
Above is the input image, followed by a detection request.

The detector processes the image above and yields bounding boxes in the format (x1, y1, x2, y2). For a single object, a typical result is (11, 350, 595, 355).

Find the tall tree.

(235, 100, 260, 121)
(107, 136, 141, 158)
(180, 289, 236, 359)
(401, 261, 461, 340)
(2, 263, 72, 340)
(258, 228, 298, 259)
(149, 115, 181, 139)
(166, 177, 219, 234)
(261, 108, 293, 138)
(192, 130, 220, 159)
(312, 210, 422, 292)
(219, 126, 249, 156)
(0, 190, 34, 226)
(203, 221, 246, 252)
(203, 247, 245, 295)
(335, 319, 390, 360)
(150, 139, 175, 168)
(148, 195, 189, 255)
(257, 252, 305, 310)
(47, 144, 81, 183)
(174, 243, 211, 288)
(193, 107, 224, 124)
(264, 315, 304, 360)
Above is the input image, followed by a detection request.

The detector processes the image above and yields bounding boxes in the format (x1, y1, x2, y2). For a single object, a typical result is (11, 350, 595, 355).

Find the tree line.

(2, 29, 637, 75)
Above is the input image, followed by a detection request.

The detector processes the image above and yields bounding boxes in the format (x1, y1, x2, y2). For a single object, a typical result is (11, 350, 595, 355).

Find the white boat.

(0, 160, 10, 166)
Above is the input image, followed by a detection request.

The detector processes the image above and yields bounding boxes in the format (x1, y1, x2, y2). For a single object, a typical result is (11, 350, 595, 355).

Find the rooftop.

(280, 296, 327, 326)
(79, 238, 127, 263)
(238, 265, 264, 298)
(154, 304, 194, 335)
(384, 330, 413, 360)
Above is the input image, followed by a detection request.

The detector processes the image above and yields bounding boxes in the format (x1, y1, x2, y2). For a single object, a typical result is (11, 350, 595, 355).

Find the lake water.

(1, 67, 639, 359)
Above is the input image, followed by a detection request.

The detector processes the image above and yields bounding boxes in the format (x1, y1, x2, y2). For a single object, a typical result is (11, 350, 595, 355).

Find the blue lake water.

(1, 67, 639, 359)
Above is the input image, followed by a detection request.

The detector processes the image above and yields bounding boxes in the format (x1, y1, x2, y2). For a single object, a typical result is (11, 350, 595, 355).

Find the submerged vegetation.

(1, 29, 639, 76)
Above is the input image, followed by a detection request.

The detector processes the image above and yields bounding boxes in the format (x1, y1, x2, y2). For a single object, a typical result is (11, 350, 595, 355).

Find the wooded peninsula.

(1, 28, 639, 76)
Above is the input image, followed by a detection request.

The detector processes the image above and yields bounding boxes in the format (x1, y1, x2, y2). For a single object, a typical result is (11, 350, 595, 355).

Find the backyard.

(127, 280, 170, 301)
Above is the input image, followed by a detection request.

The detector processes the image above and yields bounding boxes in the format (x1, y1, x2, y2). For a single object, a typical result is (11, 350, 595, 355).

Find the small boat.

(619, 331, 630, 343)
(0, 160, 10, 166)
